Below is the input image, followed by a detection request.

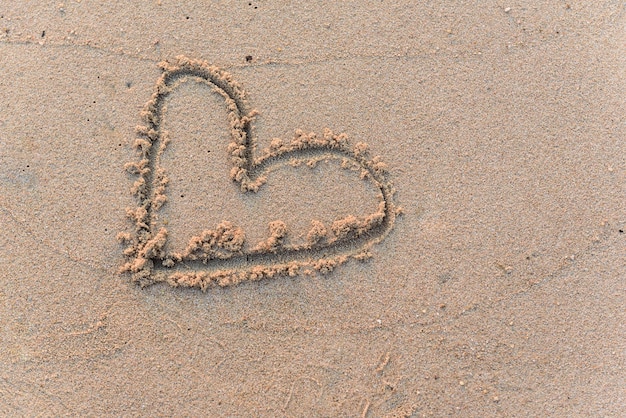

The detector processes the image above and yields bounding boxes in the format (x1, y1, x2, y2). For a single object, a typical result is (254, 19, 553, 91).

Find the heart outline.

(120, 56, 400, 290)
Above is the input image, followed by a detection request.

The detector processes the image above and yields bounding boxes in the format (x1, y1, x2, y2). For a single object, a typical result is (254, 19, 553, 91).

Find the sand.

(0, 1, 624, 416)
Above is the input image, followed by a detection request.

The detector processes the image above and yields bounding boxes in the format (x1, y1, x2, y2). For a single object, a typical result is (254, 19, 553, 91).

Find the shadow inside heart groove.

(120, 56, 400, 290)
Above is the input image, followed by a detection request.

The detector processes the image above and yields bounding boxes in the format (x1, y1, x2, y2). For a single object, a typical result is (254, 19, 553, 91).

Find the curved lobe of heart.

(120, 56, 400, 290)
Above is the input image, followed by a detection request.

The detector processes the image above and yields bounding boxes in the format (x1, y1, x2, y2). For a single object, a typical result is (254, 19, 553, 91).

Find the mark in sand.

(120, 56, 400, 290)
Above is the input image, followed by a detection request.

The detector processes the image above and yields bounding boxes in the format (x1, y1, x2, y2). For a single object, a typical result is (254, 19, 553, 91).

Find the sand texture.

(1, 1, 624, 416)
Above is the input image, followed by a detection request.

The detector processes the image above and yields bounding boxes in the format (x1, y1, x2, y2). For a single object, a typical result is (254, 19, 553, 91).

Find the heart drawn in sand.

(119, 56, 400, 290)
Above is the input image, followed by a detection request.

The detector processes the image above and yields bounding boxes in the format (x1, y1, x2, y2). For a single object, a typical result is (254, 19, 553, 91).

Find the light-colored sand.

(0, 2, 624, 416)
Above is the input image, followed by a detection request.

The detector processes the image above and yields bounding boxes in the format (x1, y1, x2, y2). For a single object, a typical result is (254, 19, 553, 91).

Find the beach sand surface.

(0, 2, 624, 416)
